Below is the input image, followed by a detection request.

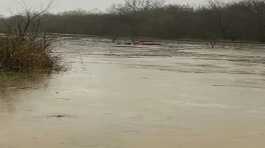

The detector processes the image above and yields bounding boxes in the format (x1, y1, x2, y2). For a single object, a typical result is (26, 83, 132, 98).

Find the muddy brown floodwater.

(1, 37, 265, 148)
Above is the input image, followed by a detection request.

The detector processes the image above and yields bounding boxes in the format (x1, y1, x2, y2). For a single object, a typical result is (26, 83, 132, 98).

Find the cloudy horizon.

(0, 0, 241, 16)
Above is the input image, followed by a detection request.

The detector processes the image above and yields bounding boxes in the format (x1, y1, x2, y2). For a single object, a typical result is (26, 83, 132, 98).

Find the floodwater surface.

(1, 37, 265, 148)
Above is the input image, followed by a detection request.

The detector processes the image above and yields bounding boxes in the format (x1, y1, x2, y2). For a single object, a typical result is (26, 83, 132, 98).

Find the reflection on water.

(0, 72, 51, 114)
(1, 36, 265, 148)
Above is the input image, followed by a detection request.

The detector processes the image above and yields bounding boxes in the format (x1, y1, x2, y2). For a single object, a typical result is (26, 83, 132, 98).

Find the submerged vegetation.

(0, 7, 60, 72)
(0, 35, 57, 72)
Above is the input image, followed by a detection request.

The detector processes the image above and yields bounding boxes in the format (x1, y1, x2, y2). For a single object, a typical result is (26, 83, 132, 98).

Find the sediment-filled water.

(1, 37, 265, 148)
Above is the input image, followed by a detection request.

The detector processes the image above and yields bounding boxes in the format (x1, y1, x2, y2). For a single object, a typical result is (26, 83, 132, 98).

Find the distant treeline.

(1, 0, 265, 42)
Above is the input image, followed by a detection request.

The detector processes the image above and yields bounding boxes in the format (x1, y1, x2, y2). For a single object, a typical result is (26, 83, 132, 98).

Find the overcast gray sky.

(0, 0, 239, 16)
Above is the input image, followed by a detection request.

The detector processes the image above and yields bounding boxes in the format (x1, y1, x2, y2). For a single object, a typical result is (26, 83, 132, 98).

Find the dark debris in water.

(47, 114, 74, 119)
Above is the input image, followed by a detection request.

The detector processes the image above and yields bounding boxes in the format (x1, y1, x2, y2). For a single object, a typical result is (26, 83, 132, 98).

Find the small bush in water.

(0, 6, 60, 72)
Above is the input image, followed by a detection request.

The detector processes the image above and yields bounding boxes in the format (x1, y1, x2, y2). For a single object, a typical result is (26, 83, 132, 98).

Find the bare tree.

(208, 0, 227, 40)
(0, 2, 59, 71)
(5, 1, 52, 38)
(246, 0, 265, 41)
(2, 0, 263, 43)
(112, 0, 164, 42)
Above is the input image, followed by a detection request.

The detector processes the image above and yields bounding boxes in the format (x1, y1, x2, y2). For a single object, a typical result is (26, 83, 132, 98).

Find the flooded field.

(1, 37, 265, 148)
